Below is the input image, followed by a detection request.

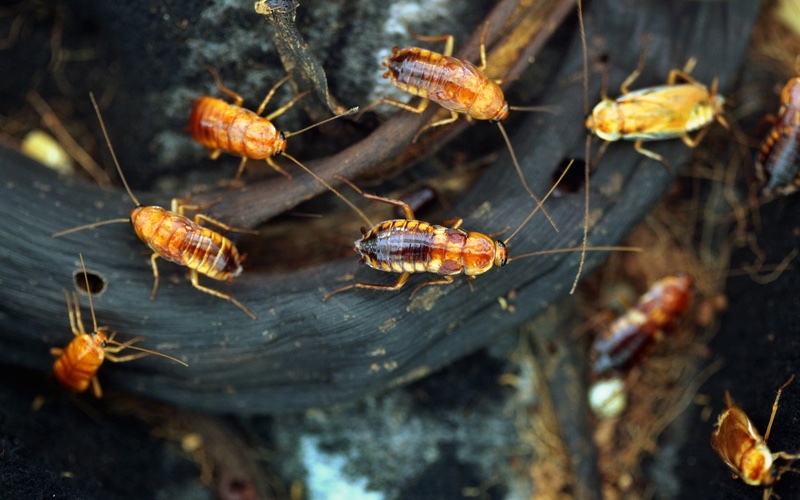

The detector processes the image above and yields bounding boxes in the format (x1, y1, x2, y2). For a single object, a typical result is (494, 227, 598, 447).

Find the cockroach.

(572, 15, 726, 294)
(591, 273, 693, 374)
(755, 76, 800, 197)
(585, 55, 728, 169)
(51, 255, 187, 398)
(189, 68, 357, 183)
(711, 375, 800, 499)
(369, 27, 558, 231)
(322, 161, 640, 301)
(53, 93, 257, 319)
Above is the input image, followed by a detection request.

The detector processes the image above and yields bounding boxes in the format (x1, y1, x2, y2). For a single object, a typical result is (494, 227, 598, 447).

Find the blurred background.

(0, 0, 798, 498)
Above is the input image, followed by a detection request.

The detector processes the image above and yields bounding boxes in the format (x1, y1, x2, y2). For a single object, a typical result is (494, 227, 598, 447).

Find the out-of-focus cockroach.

(52, 93, 257, 319)
(322, 161, 640, 301)
(189, 68, 357, 183)
(585, 54, 728, 169)
(51, 254, 187, 398)
(366, 27, 558, 231)
(711, 375, 800, 499)
(590, 273, 693, 374)
(755, 76, 800, 197)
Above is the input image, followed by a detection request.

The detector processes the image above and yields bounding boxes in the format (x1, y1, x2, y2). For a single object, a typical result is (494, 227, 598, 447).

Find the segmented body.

(131, 206, 242, 281)
(711, 398, 776, 486)
(357, 219, 507, 277)
(53, 331, 108, 393)
(591, 274, 692, 373)
(189, 96, 286, 160)
(383, 46, 508, 121)
(756, 77, 800, 197)
(586, 84, 724, 142)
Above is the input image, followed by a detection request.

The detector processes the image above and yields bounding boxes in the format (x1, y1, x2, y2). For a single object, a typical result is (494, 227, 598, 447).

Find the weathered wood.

(0, 0, 760, 414)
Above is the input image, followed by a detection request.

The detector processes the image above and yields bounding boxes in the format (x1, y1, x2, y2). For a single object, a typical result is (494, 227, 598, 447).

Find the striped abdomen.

(130, 206, 243, 281)
(592, 274, 692, 373)
(383, 46, 508, 121)
(53, 333, 106, 393)
(756, 78, 800, 196)
(587, 84, 725, 142)
(189, 96, 286, 160)
(356, 219, 505, 276)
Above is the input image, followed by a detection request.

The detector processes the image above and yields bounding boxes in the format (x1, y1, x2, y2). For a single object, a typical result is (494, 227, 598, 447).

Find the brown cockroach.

(189, 68, 356, 183)
(322, 161, 640, 301)
(711, 376, 800, 499)
(368, 27, 558, 231)
(591, 273, 693, 374)
(755, 76, 800, 197)
(52, 254, 187, 398)
(53, 94, 257, 319)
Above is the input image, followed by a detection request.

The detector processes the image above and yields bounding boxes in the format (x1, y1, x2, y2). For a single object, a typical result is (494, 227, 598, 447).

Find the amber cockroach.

(571, 11, 726, 294)
(590, 273, 693, 374)
(585, 54, 728, 169)
(369, 28, 558, 230)
(53, 93, 257, 319)
(189, 68, 357, 183)
(711, 376, 800, 499)
(755, 76, 800, 197)
(322, 161, 639, 301)
(51, 255, 187, 398)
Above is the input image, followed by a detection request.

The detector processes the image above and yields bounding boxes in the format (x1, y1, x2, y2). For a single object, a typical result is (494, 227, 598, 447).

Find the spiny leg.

(354, 94, 428, 121)
(207, 66, 244, 107)
(63, 290, 86, 336)
(263, 89, 309, 121)
(174, 199, 257, 234)
(439, 218, 464, 229)
(619, 42, 649, 94)
(633, 139, 674, 173)
(50, 347, 64, 357)
(190, 269, 256, 319)
(357, 191, 418, 220)
(413, 110, 460, 143)
(190, 212, 257, 234)
(477, 22, 489, 71)
(323, 272, 412, 301)
(369, 97, 457, 143)
(408, 275, 455, 299)
(265, 156, 292, 180)
(666, 58, 699, 85)
(678, 127, 710, 149)
(255, 74, 292, 116)
(91, 376, 102, 399)
(233, 156, 250, 184)
(379, 96, 431, 115)
(765, 375, 795, 442)
(410, 33, 454, 57)
(173, 197, 215, 215)
(149, 253, 161, 299)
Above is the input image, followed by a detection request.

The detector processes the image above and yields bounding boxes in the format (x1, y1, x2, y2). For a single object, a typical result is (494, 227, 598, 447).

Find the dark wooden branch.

(0, 0, 760, 414)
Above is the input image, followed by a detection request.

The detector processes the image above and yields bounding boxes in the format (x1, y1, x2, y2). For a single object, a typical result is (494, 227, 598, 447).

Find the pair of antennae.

(502, 158, 639, 261)
(50, 93, 140, 238)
